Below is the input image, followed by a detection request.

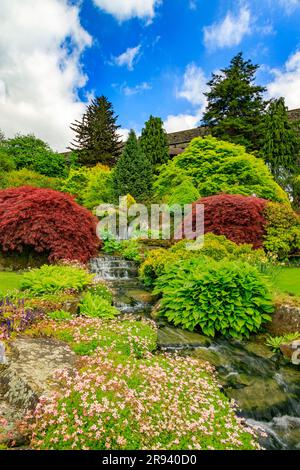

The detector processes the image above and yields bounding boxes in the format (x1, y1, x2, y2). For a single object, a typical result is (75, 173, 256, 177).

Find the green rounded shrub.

(263, 202, 300, 259)
(154, 258, 274, 338)
(79, 292, 118, 319)
(21, 265, 93, 295)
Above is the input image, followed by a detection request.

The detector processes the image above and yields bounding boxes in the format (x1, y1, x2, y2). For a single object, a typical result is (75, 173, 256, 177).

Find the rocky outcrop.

(0, 336, 77, 447)
(267, 304, 300, 336)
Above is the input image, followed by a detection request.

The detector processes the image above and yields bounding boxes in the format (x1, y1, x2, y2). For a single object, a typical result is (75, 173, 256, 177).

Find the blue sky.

(1, 0, 300, 150)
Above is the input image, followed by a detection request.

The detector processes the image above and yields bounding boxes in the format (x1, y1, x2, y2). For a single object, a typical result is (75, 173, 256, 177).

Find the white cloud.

(267, 51, 300, 109)
(123, 82, 152, 96)
(164, 112, 202, 133)
(0, 0, 92, 151)
(203, 7, 252, 50)
(118, 128, 130, 142)
(164, 63, 208, 133)
(176, 63, 207, 106)
(278, 0, 300, 13)
(92, 0, 161, 22)
(113, 45, 141, 71)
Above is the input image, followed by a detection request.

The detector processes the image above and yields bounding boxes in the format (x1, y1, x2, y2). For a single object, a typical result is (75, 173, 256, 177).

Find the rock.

(191, 347, 224, 367)
(243, 340, 275, 360)
(280, 340, 300, 365)
(226, 378, 288, 419)
(157, 326, 211, 350)
(0, 336, 77, 447)
(150, 302, 161, 321)
(267, 304, 300, 336)
(61, 296, 80, 315)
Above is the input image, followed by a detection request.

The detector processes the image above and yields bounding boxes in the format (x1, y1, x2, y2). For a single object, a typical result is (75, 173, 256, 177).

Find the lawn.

(0, 271, 23, 294)
(274, 267, 300, 296)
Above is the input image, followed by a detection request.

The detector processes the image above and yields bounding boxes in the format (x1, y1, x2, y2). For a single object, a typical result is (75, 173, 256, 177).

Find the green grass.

(273, 267, 300, 296)
(0, 271, 23, 294)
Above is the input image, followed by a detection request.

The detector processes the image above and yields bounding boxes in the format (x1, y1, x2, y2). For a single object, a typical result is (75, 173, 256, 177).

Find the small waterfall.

(90, 255, 154, 315)
(90, 256, 138, 281)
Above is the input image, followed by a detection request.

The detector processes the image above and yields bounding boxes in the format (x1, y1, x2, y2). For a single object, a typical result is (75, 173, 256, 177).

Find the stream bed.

(90, 255, 300, 450)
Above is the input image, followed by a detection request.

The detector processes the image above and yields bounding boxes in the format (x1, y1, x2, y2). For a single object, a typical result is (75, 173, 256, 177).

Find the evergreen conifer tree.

(112, 130, 153, 202)
(140, 115, 169, 165)
(203, 53, 266, 152)
(261, 97, 300, 187)
(69, 96, 122, 166)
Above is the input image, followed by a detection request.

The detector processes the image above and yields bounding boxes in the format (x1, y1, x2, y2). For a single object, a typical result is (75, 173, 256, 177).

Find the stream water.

(90, 255, 300, 450)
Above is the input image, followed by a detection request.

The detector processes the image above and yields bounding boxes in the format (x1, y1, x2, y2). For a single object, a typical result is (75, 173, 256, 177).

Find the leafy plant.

(139, 233, 269, 287)
(102, 237, 122, 254)
(154, 258, 274, 339)
(47, 310, 73, 321)
(79, 292, 118, 319)
(21, 265, 93, 295)
(266, 332, 300, 352)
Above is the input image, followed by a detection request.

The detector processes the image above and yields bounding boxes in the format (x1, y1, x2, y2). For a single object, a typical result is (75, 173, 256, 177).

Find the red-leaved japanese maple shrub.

(0, 186, 100, 263)
(181, 194, 268, 249)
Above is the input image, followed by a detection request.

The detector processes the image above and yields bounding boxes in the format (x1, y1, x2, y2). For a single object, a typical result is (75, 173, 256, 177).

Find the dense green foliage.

(263, 202, 300, 258)
(0, 168, 61, 190)
(0, 148, 15, 172)
(60, 166, 90, 204)
(261, 98, 300, 188)
(154, 258, 273, 338)
(83, 164, 113, 210)
(203, 53, 266, 152)
(112, 130, 153, 202)
(21, 265, 93, 295)
(139, 115, 169, 166)
(60, 164, 113, 209)
(167, 179, 200, 205)
(155, 136, 288, 204)
(79, 291, 118, 319)
(69, 96, 122, 166)
(139, 234, 267, 287)
(3, 134, 67, 177)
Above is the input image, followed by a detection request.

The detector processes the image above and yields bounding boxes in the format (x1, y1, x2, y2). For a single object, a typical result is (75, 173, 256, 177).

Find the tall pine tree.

(261, 97, 300, 193)
(69, 96, 122, 166)
(139, 115, 169, 166)
(112, 130, 153, 202)
(203, 53, 266, 152)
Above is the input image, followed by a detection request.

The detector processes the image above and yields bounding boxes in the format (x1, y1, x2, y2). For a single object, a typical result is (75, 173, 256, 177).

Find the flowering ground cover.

(21, 315, 262, 450)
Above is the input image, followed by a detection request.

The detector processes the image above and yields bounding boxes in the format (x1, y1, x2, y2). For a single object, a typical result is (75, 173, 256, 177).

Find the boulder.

(0, 336, 77, 447)
(267, 304, 300, 336)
